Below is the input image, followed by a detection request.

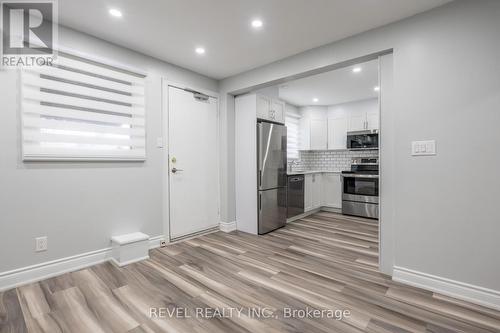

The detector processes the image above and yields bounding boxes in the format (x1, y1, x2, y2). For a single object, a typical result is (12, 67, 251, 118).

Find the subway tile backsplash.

(291, 150, 378, 172)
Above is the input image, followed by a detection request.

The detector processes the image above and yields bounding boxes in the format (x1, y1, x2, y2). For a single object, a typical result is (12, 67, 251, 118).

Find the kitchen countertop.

(287, 170, 344, 175)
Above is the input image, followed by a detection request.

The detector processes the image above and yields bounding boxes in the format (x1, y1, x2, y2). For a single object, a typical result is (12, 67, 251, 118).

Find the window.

(285, 111, 301, 159)
(21, 52, 146, 161)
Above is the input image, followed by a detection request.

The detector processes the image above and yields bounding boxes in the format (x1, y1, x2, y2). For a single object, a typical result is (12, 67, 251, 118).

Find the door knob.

(171, 167, 183, 173)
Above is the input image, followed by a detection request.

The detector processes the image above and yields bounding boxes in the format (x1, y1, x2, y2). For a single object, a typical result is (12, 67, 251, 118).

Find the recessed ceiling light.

(195, 47, 205, 55)
(313, 98, 319, 102)
(251, 19, 263, 28)
(352, 67, 362, 73)
(374, 86, 380, 92)
(109, 9, 122, 18)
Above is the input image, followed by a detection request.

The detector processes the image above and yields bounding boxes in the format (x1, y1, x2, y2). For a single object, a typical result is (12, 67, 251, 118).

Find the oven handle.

(341, 174, 379, 179)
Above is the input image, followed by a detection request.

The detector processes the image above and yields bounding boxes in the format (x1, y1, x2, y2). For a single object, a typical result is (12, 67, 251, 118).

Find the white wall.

(220, 0, 500, 296)
(0, 26, 217, 274)
(327, 98, 377, 118)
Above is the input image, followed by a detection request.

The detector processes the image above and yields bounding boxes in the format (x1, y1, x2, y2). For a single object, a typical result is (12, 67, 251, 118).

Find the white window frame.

(20, 48, 147, 161)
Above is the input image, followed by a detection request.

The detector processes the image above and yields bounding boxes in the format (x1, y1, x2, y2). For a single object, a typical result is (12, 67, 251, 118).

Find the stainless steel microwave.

(346, 130, 379, 150)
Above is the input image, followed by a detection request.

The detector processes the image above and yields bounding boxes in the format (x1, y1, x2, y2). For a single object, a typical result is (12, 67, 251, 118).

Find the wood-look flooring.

(1, 212, 500, 332)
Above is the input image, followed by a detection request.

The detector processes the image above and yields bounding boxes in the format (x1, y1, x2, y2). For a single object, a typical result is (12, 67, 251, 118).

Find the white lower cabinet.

(322, 173, 342, 208)
(303, 173, 341, 213)
(304, 174, 313, 212)
(312, 173, 323, 209)
(304, 173, 325, 212)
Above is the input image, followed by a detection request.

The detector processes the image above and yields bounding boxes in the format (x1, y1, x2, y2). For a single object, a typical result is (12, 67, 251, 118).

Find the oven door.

(342, 175, 379, 203)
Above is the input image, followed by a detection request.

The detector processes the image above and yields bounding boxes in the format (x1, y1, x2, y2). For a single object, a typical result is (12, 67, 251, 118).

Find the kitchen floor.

(2, 212, 500, 332)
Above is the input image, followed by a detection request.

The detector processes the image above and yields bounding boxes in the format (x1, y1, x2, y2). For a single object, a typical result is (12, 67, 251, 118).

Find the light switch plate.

(156, 137, 164, 148)
(412, 140, 436, 156)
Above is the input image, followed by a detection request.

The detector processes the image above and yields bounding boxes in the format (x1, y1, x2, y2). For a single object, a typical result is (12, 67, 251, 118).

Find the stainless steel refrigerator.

(257, 121, 287, 234)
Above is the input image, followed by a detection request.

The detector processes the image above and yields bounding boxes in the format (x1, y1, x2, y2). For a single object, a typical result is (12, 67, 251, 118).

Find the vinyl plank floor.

(1, 212, 500, 332)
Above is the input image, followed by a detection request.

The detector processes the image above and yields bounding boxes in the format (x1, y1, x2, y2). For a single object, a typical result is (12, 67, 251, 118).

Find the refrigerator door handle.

(259, 193, 262, 211)
(258, 170, 262, 188)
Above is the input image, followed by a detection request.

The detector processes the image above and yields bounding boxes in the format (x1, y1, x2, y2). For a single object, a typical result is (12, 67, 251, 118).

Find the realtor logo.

(1, 0, 57, 67)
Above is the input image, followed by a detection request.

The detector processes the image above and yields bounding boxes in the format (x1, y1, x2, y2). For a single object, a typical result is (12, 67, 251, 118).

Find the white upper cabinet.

(310, 119, 328, 150)
(271, 99, 285, 123)
(348, 110, 367, 131)
(298, 99, 378, 151)
(366, 110, 379, 130)
(256, 95, 270, 119)
(327, 115, 348, 150)
(256, 94, 285, 124)
(348, 109, 379, 131)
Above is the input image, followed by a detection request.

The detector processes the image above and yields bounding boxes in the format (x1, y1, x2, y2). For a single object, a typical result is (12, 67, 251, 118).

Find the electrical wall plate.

(156, 137, 164, 148)
(412, 140, 436, 156)
(35, 236, 48, 252)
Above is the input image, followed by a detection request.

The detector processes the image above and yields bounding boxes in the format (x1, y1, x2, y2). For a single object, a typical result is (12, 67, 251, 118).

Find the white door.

(323, 173, 342, 208)
(366, 110, 379, 130)
(304, 174, 313, 211)
(349, 112, 366, 131)
(327, 116, 348, 150)
(256, 95, 270, 120)
(312, 173, 323, 208)
(271, 100, 285, 124)
(168, 86, 219, 240)
(310, 119, 327, 150)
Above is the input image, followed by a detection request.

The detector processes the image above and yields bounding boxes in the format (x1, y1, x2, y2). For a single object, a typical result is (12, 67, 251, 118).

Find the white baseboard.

(0, 235, 165, 292)
(393, 266, 500, 311)
(286, 208, 321, 223)
(320, 206, 342, 214)
(149, 235, 166, 249)
(220, 220, 236, 233)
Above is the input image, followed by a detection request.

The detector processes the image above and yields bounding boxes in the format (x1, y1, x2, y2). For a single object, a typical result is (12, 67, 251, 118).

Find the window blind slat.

(27, 66, 144, 95)
(56, 55, 145, 86)
(23, 117, 145, 137)
(22, 72, 144, 106)
(23, 130, 145, 147)
(23, 88, 145, 116)
(23, 145, 146, 160)
(23, 103, 145, 126)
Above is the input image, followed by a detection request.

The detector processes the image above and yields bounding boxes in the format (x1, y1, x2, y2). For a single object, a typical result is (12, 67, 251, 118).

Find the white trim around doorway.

(161, 78, 222, 244)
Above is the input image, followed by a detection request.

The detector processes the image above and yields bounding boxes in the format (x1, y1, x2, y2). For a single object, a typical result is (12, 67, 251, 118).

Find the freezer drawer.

(257, 121, 287, 190)
(258, 187, 287, 234)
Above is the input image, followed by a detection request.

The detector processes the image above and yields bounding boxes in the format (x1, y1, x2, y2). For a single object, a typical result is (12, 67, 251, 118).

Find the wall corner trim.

(0, 235, 165, 292)
(219, 221, 237, 233)
(393, 266, 500, 311)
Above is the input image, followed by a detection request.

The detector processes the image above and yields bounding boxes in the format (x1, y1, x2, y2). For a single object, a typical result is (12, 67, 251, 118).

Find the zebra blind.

(285, 111, 301, 159)
(21, 53, 146, 161)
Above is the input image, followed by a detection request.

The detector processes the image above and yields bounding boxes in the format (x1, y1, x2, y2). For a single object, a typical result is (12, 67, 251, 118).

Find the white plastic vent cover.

(21, 53, 146, 161)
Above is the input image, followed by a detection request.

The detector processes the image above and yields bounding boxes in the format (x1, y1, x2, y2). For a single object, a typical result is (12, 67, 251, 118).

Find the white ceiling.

(58, 0, 452, 79)
(278, 59, 379, 107)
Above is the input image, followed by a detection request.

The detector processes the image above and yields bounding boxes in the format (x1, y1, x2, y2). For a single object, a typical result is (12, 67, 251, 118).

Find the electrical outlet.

(160, 240, 167, 248)
(35, 236, 47, 252)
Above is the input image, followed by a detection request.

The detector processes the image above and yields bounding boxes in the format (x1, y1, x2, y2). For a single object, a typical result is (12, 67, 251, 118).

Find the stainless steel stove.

(341, 157, 379, 219)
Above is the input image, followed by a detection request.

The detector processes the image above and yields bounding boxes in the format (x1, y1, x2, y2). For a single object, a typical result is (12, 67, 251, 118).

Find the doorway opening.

(232, 53, 394, 274)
